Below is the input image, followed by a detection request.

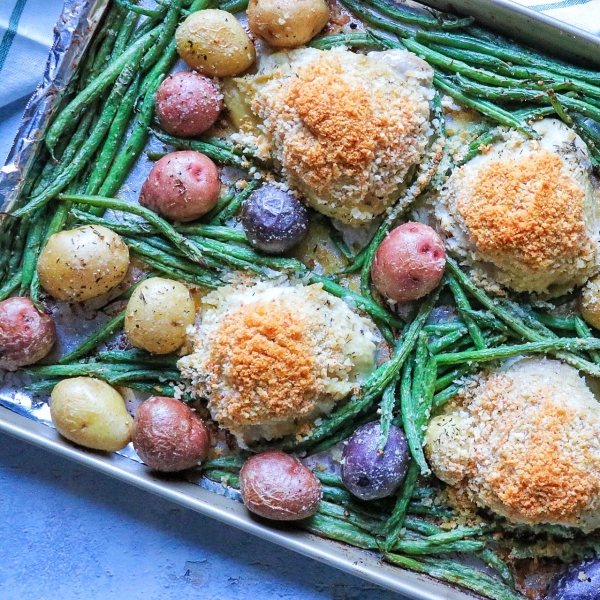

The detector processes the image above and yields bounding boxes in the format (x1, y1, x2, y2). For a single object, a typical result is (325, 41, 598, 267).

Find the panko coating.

(229, 47, 433, 226)
(425, 358, 600, 531)
(435, 119, 600, 297)
(178, 279, 378, 446)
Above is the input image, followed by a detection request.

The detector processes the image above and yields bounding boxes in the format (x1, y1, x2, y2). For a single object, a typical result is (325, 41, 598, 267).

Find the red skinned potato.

(139, 151, 220, 222)
(371, 222, 446, 303)
(156, 71, 223, 137)
(0, 297, 55, 370)
(132, 396, 210, 472)
(239, 451, 322, 521)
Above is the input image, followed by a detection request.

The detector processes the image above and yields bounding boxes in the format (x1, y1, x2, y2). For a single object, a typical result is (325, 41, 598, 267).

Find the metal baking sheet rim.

(1, 1, 599, 599)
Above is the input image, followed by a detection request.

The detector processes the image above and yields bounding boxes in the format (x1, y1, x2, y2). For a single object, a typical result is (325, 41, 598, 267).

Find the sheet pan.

(1, 1, 599, 598)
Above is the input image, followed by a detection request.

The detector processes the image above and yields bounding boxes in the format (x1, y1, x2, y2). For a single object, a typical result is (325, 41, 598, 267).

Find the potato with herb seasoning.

(125, 277, 195, 354)
(247, 0, 329, 48)
(50, 377, 133, 452)
(175, 9, 256, 78)
(37, 225, 129, 303)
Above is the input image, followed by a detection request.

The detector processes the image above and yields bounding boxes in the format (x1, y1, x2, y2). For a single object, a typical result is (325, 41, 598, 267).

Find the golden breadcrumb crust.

(209, 300, 321, 426)
(458, 151, 586, 269)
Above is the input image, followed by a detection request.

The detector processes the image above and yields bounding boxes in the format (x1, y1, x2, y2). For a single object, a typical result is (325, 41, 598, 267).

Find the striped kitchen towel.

(512, 0, 600, 34)
(0, 0, 63, 108)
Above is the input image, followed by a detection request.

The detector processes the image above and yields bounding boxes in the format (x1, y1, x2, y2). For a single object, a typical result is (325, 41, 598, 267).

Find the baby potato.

(247, 0, 329, 48)
(37, 225, 129, 303)
(50, 377, 133, 452)
(371, 222, 446, 303)
(175, 9, 256, 77)
(239, 451, 322, 520)
(581, 275, 600, 330)
(132, 396, 210, 472)
(0, 297, 56, 371)
(125, 277, 195, 354)
(139, 151, 220, 222)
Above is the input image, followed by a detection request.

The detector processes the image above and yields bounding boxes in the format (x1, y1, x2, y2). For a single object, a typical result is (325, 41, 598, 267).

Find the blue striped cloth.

(514, 0, 600, 34)
(0, 0, 598, 164)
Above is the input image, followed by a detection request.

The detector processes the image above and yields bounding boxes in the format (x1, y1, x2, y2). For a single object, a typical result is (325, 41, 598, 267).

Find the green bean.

(208, 180, 262, 225)
(28, 361, 178, 382)
(402, 339, 434, 474)
(139, 0, 187, 73)
(85, 6, 126, 84)
(115, 0, 165, 17)
(85, 75, 141, 196)
(415, 30, 600, 86)
(0, 272, 23, 302)
(436, 337, 600, 367)
(309, 32, 384, 51)
(134, 235, 222, 270)
(217, 0, 248, 12)
(98, 49, 176, 200)
(338, 0, 414, 38)
(532, 311, 577, 331)
(394, 538, 485, 555)
(202, 456, 246, 470)
(384, 554, 522, 600)
(427, 327, 468, 354)
(433, 382, 461, 407)
(479, 548, 515, 589)
(110, 10, 140, 60)
(203, 469, 240, 489)
(573, 316, 600, 363)
(57, 194, 206, 265)
(321, 484, 353, 505)
(58, 312, 125, 365)
(456, 129, 501, 166)
(13, 48, 144, 218)
(131, 253, 222, 288)
(304, 410, 378, 455)
(378, 382, 397, 451)
(125, 381, 192, 400)
(446, 274, 486, 349)
(303, 514, 379, 550)
(202, 187, 237, 224)
(383, 461, 419, 551)
(318, 501, 385, 536)
(426, 43, 513, 70)
(17, 209, 47, 295)
(404, 515, 442, 536)
(153, 129, 253, 169)
(33, 108, 98, 197)
(364, 0, 473, 29)
(96, 349, 178, 368)
(433, 74, 538, 138)
(463, 310, 512, 335)
(312, 471, 345, 488)
(124, 237, 216, 281)
(44, 27, 161, 154)
(446, 257, 600, 375)
(406, 502, 454, 518)
(107, 368, 181, 385)
(496, 301, 559, 341)
(423, 321, 465, 334)
(434, 363, 471, 392)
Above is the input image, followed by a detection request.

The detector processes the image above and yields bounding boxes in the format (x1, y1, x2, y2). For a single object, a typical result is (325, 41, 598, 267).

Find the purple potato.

(241, 184, 309, 254)
(546, 557, 600, 600)
(341, 421, 410, 501)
